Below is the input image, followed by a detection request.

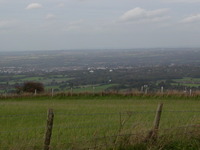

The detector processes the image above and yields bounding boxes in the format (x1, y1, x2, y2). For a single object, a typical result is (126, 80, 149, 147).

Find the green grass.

(20, 77, 43, 81)
(171, 83, 200, 87)
(46, 85, 60, 89)
(172, 77, 200, 87)
(0, 89, 5, 93)
(67, 84, 117, 93)
(1, 96, 200, 149)
(20, 77, 73, 83)
(49, 75, 67, 78)
(173, 77, 200, 82)
(13, 75, 26, 78)
(0, 76, 74, 91)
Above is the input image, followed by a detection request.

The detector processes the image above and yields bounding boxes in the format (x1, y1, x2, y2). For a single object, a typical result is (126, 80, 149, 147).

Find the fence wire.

(0, 126, 46, 134)
(0, 113, 46, 118)
(1, 110, 200, 118)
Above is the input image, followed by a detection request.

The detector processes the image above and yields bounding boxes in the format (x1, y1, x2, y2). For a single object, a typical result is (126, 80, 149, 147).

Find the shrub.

(16, 82, 45, 94)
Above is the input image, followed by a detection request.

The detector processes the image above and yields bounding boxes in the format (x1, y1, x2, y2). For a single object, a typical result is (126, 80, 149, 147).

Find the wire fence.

(0, 113, 46, 118)
(1, 110, 200, 118)
(51, 124, 200, 150)
(2, 89, 200, 100)
(1, 105, 200, 149)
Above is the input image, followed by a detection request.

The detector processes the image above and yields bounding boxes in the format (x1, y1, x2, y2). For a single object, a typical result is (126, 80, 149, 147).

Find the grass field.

(1, 96, 200, 149)
(171, 83, 200, 87)
(173, 77, 200, 87)
(173, 77, 200, 82)
(66, 84, 117, 93)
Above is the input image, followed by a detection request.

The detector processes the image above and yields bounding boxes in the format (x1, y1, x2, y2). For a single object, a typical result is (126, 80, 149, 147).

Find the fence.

(1, 104, 200, 150)
(2, 89, 200, 99)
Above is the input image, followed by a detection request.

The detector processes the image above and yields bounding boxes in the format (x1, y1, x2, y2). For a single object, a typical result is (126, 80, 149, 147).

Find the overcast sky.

(0, 0, 200, 51)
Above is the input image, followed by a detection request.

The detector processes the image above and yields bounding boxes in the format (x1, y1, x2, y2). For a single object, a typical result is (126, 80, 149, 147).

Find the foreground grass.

(1, 96, 200, 149)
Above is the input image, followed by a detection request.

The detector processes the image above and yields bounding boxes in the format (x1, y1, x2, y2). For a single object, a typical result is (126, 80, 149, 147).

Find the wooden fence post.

(145, 88, 148, 94)
(161, 87, 164, 94)
(34, 89, 37, 96)
(93, 86, 95, 96)
(44, 109, 54, 150)
(141, 86, 144, 93)
(4, 92, 7, 98)
(152, 103, 163, 140)
(51, 88, 54, 97)
(70, 88, 73, 96)
(153, 103, 163, 135)
(145, 103, 163, 141)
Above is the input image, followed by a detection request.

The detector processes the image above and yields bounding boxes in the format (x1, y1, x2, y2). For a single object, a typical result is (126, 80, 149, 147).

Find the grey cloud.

(46, 14, 56, 20)
(181, 14, 200, 23)
(26, 3, 43, 10)
(119, 7, 170, 23)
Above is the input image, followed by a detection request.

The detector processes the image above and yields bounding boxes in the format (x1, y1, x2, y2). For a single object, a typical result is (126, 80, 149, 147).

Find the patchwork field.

(172, 77, 200, 87)
(1, 96, 200, 149)
(0, 74, 116, 94)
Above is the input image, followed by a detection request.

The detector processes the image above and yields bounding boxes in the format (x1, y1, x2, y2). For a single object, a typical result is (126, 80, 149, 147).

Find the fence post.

(93, 86, 95, 96)
(152, 103, 163, 140)
(4, 91, 7, 98)
(44, 109, 54, 150)
(145, 88, 148, 94)
(145, 103, 163, 141)
(51, 88, 54, 97)
(70, 88, 73, 96)
(141, 86, 144, 93)
(34, 89, 37, 96)
(161, 86, 164, 94)
(153, 103, 163, 134)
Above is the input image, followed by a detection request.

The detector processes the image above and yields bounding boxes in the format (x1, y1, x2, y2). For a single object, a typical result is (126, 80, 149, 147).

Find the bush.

(16, 82, 45, 94)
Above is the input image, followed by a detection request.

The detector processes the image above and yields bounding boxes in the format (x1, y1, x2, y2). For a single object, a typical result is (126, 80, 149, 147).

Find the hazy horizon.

(1, 47, 200, 53)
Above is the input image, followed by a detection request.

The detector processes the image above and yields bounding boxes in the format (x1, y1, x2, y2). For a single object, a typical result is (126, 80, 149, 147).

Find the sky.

(0, 0, 200, 51)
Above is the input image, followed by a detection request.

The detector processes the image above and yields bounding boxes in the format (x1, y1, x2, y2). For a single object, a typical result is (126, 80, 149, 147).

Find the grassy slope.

(1, 96, 200, 149)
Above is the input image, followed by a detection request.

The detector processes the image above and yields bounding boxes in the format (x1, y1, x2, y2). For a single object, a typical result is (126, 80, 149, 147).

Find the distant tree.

(23, 82, 44, 93)
(15, 82, 45, 94)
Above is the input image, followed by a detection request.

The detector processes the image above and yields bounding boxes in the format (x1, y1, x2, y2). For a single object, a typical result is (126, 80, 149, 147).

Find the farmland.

(2, 49, 200, 94)
(172, 77, 200, 87)
(2, 65, 200, 94)
(1, 95, 200, 149)
(0, 73, 118, 94)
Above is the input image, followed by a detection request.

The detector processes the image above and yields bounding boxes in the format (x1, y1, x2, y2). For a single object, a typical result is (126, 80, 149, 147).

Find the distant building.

(89, 70, 94, 73)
